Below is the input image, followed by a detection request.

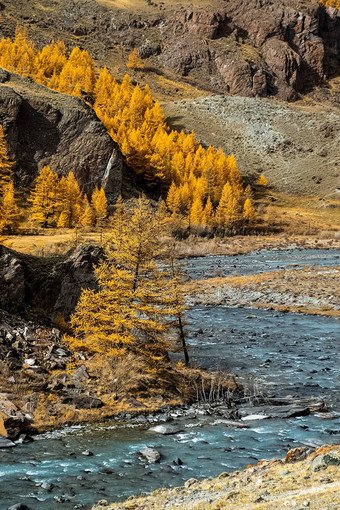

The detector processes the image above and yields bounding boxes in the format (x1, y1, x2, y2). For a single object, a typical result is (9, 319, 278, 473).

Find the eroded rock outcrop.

(0, 70, 124, 200)
(0, 244, 102, 318)
(160, 0, 339, 100)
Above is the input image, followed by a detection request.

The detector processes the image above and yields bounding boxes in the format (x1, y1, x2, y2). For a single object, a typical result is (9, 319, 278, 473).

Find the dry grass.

(259, 191, 340, 235)
(2, 230, 102, 255)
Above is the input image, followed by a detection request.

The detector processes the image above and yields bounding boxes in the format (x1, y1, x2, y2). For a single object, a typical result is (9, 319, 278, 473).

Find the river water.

(0, 249, 339, 509)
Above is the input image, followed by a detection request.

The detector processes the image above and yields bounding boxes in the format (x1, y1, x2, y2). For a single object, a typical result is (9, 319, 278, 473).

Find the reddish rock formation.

(159, 0, 340, 100)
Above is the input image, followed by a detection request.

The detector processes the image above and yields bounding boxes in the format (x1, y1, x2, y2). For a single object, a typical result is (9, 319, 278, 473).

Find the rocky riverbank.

(185, 266, 340, 317)
(92, 445, 340, 510)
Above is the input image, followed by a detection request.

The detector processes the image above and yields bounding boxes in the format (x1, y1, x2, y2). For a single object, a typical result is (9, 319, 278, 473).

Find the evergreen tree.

(126, 49, 144, 69)
(29, 166, 60, 227)
(68, 197, 187, 363)
(257, 173, 268, 186)
(0, 125, 13, 197)
(92, 187, 108, 226)
(0, 180, 20, 233)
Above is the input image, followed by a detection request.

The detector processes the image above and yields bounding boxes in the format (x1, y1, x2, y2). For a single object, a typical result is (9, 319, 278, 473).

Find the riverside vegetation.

(0, 8, 339, 510)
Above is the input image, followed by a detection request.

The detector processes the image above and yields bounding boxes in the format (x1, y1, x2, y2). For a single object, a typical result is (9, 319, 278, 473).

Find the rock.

(82, 450, 94, 456)
(311, 451, 340, 471)
(0, 434, 16, 448)
(285, 447, 310, 463)
(173, 458, 184, 465)
(315, 413, 336, 420)
(24, 358, 36, 367)
(212, 419, 250, 429)
(40, 481, 54, 491)
(239, 405, 310, 420)
(72, 365, 90, 381)
(148, 424, 184, 435)
(139, 447, 161, 463)
(16, 434, 34, 444)
(0, 68, 9, 83)
(0, 396, 31, 438)
(0, 250, 26, 313)
(0, 244, 103, 318)
(0, 69, 124, 200)
(184, 478, 198, 488)
(62, 396, 104, 409)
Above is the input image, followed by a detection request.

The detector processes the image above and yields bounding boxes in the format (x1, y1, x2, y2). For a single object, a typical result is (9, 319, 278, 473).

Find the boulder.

(71, 364, 90, 381)
(62, 396, 104, 409)
(238, 405, 310, 420)
(139, 447, 161, 463)
(0, 396, 31, 438)
(148, 424, 183, 435)
(0, 433, 16, 448)
(311, 451, 340, 470)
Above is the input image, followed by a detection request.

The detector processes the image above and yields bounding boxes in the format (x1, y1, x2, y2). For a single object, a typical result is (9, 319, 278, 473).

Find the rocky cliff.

(0, 69, 124, 200)
(159, 0, 340, 100)
(0, 244, 101, 319)
(0, 0, 339, 102)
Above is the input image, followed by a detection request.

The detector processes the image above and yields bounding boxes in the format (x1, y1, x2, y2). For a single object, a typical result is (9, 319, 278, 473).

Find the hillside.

(163, 95, 340, 197)
(0, 0, 339, 102)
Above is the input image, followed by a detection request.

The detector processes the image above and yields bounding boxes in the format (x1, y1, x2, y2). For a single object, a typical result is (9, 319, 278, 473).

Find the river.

(0, 249, 339, 509)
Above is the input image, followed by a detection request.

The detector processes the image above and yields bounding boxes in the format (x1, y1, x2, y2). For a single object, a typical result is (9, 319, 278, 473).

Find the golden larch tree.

(0, 125, 13, 197)
(243, 198, 257, 228)
(56, 172, 83, 228)
(0, 180, 20, 233)
(67, 197, 187, 364)
(29, 166, 60, 227)
(257, 173, 268, 186)
(92, 187, 108, 226)
(126, 49, 145, 69)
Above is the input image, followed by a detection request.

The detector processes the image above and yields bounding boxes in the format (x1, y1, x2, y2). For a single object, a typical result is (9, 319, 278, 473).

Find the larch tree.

(190, 197, 204, 227)
(243, 198, 257, 228)
(126, 49, 145, 70)
(257, 173, 268, 186)
(56, 172, 82, 228)
(67, 197, 187, 365)
(80, 195, 95, 229)
(29, 166, 60, 227)
(0, 180, 20, 233)
(92, 187, 108, 226)
(0, 125, 13, 197)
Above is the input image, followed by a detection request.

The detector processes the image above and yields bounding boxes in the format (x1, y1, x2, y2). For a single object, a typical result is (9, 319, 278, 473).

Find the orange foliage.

(319, 0, 340, 7)
(0, 32, 257, 234)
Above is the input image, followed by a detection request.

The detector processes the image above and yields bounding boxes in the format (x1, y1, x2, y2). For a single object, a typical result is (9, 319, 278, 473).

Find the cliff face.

(160, 0, 340, 100)
(0, 244, 101, 319)
(0, 69, 124, 200)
